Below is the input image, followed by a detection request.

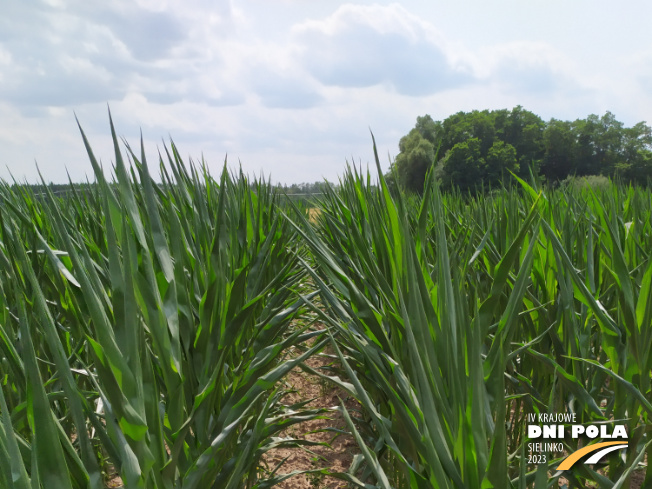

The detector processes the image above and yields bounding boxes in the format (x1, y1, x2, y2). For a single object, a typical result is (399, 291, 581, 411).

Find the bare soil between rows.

(262, 344, 359, 489)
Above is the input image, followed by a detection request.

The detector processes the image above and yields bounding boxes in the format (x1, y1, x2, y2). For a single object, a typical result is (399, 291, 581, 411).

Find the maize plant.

(0, 115, 329, 489)
(1, 119, 652, 489)
(290, 140, 652, 488)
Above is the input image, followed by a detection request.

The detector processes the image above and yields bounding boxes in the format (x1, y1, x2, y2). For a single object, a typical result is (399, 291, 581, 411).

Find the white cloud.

(291, 3, 472, 95)
(0, 1, 650, 184)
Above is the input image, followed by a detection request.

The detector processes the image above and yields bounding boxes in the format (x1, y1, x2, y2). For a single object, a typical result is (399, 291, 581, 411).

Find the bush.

(562, 174, 612, 192)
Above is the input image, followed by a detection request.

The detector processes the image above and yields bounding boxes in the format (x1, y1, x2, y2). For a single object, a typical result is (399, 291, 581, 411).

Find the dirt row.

(262, 343, 359, 489)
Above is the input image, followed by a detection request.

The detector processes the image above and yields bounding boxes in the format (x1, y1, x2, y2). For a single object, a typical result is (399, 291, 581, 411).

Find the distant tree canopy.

(20, 180, 334, 208)
(390, 107, 652, 192)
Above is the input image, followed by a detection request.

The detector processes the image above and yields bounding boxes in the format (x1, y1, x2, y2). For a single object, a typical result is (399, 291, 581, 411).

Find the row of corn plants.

(291, 142, 652, 488)
(2, 122, 652, 488)
(0, 117, 330, 488)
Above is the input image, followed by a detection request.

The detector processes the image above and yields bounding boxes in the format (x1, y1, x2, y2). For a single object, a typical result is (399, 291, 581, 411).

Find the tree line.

(390, 106, 652, 192)
(18, 180, 334, 207)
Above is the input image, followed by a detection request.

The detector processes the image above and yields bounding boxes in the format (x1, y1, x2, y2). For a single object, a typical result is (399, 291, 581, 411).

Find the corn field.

(0, 121, 651, 488)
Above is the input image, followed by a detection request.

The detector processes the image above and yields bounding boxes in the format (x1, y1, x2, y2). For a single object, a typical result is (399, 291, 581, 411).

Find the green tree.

(595, 112, 625, 175)
(504, 106, 545, 175)
(440, 137, 484, 191)
(440, 110, 496, 155)
(393, 107, 652, 192)
(393, 129, 436, 193)
(572, 112, 624, 176)
(572, 115, 600, 176)
(618, 121, 652, 183)
(414, 114, 441, 145)
(541, 119, 575, 181)
(485, 140, 518, 185)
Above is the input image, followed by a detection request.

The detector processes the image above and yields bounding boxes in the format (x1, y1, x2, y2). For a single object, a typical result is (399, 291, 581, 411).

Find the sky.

(1, 0, 651, 184)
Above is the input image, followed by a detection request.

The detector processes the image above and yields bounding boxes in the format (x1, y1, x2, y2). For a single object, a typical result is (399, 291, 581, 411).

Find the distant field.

(307, 206, 322, 223)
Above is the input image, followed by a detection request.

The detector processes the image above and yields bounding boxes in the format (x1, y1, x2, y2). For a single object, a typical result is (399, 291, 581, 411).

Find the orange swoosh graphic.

(557, 441, 627, 470)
